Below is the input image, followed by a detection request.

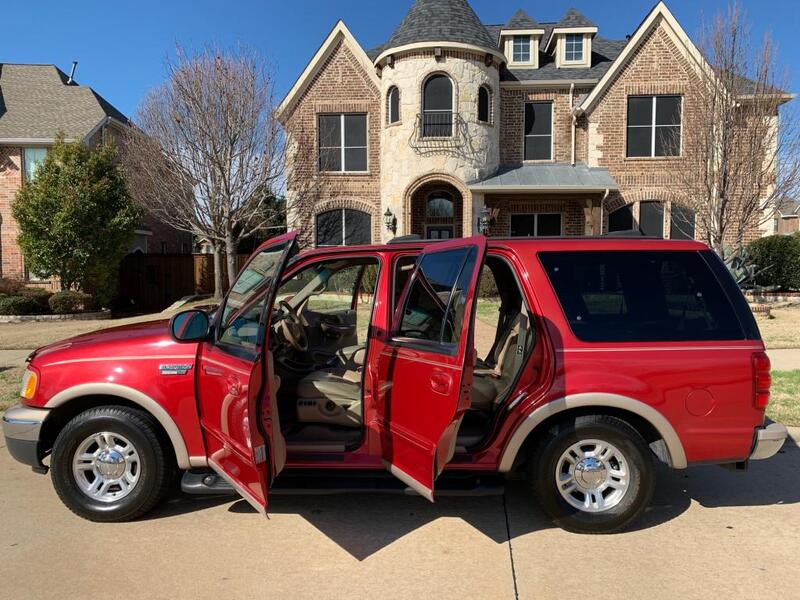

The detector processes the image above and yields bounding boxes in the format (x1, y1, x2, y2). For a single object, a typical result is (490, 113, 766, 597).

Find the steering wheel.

(278, 300, 309, 352)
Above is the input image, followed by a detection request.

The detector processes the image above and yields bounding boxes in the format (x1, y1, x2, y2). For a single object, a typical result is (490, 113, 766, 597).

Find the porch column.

(470, 191, 485, 236)
(583, 199, 602, 236)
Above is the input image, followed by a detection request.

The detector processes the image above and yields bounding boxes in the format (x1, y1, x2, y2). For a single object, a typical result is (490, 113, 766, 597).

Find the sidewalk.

(767, 348, 800, 371)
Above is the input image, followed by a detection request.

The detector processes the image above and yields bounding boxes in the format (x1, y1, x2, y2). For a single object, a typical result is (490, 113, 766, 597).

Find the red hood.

(30, 319, 199, 366)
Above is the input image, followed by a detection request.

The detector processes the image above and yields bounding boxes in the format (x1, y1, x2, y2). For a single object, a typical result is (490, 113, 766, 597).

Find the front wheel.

(528, 415, 655, 534)
(50, 406, 175, 522)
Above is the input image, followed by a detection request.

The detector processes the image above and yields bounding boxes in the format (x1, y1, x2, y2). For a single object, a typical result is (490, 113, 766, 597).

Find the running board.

(181, 470, 505, 497)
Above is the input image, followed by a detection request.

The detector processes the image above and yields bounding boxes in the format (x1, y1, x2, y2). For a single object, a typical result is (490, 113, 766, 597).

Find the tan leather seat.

(471, 313, 524, 411)
(296, 345, 366, 428)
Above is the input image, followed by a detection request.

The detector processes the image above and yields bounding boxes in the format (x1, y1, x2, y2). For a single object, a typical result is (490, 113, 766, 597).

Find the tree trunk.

(225, 231, 238, 289)
(211, 241, 224, 301)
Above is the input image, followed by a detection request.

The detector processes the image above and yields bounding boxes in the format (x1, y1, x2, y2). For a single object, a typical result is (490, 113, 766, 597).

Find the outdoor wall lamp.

(478, 206, 493, 235)
(383, 208, 397, 234)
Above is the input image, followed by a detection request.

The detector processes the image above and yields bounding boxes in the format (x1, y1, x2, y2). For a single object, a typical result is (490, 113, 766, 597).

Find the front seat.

(471, 312, 527, 412)
(296, 346, 365, 428)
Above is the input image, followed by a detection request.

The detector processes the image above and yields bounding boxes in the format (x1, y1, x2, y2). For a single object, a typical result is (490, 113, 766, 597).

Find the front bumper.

(750, 423, 788, 461)
(2, 404, 50, 471)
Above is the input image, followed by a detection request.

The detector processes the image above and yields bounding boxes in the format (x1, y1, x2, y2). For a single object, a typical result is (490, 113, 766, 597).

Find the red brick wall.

(284, 39, 382, 248)
(0, 146, 25, 279)
(484, 195, 588, 237)
(409, 182, 465, 238)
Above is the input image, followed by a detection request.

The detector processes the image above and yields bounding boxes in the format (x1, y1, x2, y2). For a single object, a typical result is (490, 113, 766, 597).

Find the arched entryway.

(409, 181, 464, 239)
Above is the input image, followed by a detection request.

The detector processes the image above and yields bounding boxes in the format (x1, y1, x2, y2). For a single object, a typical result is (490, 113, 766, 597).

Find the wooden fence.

(118, 253, 249, 312)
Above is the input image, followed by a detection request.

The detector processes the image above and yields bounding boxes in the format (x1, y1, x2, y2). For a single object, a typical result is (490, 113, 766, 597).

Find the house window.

(315, 209, 371, 247)
(608, 204, 634, 233)
(478, 86, 491, 123)
(670, 204, 696, 240)
(422, 74, 453, 137)
(512, 35, 532, 63)
(426, 192, 454, 218)
(318, 113, 368, 172)
(639, 201, 665, 238)
(524, 102, 552, 161)
(388, 86, 400, 124)
(564, 34, 584, 62)
(510, 213, 562, 237)
(23, 148, 48, 182)
(627, 96, 682, 158)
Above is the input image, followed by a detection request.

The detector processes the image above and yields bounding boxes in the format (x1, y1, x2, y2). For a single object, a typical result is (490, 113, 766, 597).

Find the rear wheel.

(50, 406, 175, 522)
(528, 415, 654, 534)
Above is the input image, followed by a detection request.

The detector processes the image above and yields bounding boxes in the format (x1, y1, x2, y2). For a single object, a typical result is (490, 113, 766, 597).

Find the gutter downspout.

(569, 83, 576, 166)
(599, 188, 610, 236)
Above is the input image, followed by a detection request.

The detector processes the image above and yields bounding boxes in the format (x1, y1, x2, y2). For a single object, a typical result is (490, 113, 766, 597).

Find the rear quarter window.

(539, 251, 746, 342)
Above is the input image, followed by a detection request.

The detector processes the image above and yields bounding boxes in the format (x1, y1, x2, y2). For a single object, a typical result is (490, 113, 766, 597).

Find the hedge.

(748, 233, 800, 291)
(0, 295, 45, 315)
(49, 291, 92, 314)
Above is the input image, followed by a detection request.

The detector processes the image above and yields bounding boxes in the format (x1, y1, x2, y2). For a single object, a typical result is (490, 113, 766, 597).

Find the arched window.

(670, 203, 696, 240)
(608, 204, 634, 233)
(426, 191, 454, 218)
(478, 85, 491, 123)
(387, 86, 400, 124)
(316, 209, 372, 247)
(422, 74, 453, 137)
(639, 200, 665, 238)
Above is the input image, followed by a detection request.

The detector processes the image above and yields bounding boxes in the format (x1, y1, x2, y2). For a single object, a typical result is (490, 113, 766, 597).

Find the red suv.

(2, 233, 787, 533)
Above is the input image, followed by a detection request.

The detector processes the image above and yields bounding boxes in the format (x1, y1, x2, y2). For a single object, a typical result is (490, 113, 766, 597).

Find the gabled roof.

(502, 37, 627, 83)
(382, 0, 497, 53)
(276, 21, 380, 122)
(0, 63, 127, 143)
(505, 9, 540, 30)
(554, 8, 597, 29)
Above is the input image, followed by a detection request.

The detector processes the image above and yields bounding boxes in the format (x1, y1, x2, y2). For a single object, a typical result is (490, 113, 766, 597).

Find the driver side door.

(196, 232, 297, 513)
(374, 236, 487, 500)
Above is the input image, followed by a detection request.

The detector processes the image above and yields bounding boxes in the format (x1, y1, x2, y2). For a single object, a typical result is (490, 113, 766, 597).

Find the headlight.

(20, 369, 38, 400)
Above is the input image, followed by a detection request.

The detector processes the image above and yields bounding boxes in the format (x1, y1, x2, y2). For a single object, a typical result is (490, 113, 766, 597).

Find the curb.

(0, 310, 111, 324)
(787, 427, 800, 445)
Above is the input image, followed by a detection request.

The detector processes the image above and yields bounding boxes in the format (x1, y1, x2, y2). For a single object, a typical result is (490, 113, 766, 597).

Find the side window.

(540, 251, 744, 342)
(397, 247, 476, 346)
(306, 264, 362, 313)
(393, 255, 418, 311)
(219, 241, 290, 350)
(475, 265, 500, 358)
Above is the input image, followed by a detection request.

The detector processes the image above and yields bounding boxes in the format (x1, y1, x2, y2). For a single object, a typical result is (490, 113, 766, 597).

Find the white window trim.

(387, 87, 401, 125)
(506, 34, 538, 68)
(318, 113, 369, 173)
(522, 101, 554, 162)
(563, 34, 585, 63)
(627, 96, 683, 158)
(478, 85, 493, 124)
(509, 213, 563, 237)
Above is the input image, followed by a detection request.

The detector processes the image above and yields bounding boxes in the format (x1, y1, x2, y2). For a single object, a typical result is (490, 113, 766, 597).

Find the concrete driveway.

(0, 441, 798, 600)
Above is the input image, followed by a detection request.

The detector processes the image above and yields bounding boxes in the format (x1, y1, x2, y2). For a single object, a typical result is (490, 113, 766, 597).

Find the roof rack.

(386, 234, 450, 245)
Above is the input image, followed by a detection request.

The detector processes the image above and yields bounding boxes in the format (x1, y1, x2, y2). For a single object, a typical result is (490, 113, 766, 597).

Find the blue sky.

(2, 0, 798, 117)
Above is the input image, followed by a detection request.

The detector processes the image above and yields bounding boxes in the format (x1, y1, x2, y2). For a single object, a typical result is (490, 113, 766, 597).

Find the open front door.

(375, 236, 487, 500)
(196, 232, 297, 513)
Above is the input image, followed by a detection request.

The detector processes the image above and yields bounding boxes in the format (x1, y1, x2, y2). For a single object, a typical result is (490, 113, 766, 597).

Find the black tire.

(50, 406, 176, 522)
(527, 414, 655, 534)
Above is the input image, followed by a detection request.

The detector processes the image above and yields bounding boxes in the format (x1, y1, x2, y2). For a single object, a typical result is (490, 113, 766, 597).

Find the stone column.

(470, 191, 485, 236)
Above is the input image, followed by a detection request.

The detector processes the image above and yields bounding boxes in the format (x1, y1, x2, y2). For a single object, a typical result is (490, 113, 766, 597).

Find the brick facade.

(0, 146, 24, 279)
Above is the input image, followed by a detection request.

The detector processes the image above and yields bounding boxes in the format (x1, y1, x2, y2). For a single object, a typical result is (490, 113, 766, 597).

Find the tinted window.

(670, 204, 696, 240)
(524, 102, 552, 160)
(388, 87, 400, 124)
(219, 241, 291, 350)
(478, 86, 491, 123)
(510, 213, 561, 237)
(316, 209, 371, 247)
(608, 205, 634, 232)
(540, 251, 744, 342)
(318, 113, 367, 172)
(627, 96, 682, 157)
(397, 247, 474, 346)
(639, 201, 664, 238)
(423, 74, 453, 137)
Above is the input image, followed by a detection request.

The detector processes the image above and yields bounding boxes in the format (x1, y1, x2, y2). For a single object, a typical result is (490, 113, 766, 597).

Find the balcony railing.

(410, 112, 466, 152)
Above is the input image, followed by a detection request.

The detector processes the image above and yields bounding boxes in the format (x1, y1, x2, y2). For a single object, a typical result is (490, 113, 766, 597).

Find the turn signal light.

(752, 352, 771, 410)
(20, 369, 38, 401)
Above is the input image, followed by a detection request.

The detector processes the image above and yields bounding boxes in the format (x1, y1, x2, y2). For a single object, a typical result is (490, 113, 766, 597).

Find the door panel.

(375, 236, 487, 499)
(196, 232, 297, 513)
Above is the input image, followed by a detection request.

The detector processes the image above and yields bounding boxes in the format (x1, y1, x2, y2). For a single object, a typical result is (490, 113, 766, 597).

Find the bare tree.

(124, 45, 285, 299)
(671, 3, 799, 259)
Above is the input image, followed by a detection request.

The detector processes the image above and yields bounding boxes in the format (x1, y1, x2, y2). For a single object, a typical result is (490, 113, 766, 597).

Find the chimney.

(67, 61, 78, 84)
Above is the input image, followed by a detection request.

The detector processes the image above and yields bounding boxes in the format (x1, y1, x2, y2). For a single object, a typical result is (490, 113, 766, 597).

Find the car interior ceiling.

(270, 253, 537, 453)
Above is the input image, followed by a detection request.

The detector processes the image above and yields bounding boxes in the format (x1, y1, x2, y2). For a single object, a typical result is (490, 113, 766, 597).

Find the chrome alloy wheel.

(555, 439, 630, 513)
(72, 432, 141, 503)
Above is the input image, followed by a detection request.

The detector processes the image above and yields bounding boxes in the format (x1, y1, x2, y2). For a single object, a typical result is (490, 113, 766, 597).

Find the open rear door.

(375, 236, 487, 500)
(196, 232, 297, 513)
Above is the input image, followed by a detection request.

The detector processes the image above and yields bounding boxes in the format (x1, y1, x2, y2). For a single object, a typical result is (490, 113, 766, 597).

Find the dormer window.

(564, 34, 584, 62)
(512, 35, 532, 63)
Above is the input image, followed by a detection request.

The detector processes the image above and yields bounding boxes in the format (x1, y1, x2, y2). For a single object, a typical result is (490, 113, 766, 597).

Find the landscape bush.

(49, 291, 93, 314)
(0, 295, 45, 315)
(748, 233, 800, 290)
(17, 287, 53, 311)
(0, 278, 25, 295)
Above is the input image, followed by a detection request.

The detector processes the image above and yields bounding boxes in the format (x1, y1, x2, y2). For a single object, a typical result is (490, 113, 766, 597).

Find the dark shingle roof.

(554, 8, 597, 29)
(384, 0, 497, 52)
(501, 36, 627, 82)
(0, 64, 127, 141)
(505, 9, 540, 29)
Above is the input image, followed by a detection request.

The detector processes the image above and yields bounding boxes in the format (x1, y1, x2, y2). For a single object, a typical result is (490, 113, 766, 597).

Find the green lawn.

(767, 370, 800, 427)
(0, 367, 24, 411)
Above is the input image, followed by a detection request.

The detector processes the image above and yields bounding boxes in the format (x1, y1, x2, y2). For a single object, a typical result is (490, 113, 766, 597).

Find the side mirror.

(169, 309, 211, 343)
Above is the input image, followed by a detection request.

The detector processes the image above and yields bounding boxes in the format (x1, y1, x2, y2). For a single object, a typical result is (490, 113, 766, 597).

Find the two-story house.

(278, 0, 774, 247)
(0, 63, 191, 285)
